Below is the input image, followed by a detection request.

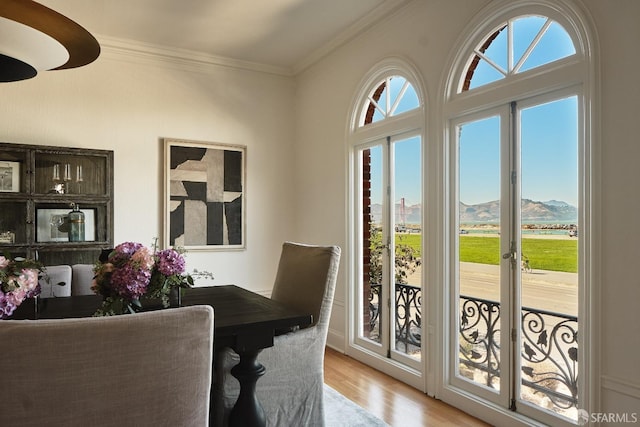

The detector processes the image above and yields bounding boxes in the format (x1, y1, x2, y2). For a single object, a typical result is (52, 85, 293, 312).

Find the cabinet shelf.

(0, 142, 113, 265)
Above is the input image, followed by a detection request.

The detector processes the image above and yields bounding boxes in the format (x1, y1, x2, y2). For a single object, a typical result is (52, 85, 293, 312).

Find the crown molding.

(97, 35, 293, 77)
(292, 0, 414, 75)
(94, 0, 413, 78)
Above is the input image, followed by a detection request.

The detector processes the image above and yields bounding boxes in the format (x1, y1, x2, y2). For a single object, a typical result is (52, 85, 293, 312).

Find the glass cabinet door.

(34, 152, 108, 196)
(0, 201, 28, 245)
(0, 147, 28, 193)
(34, 202, 110, 244)
(0, 147, 29, 247)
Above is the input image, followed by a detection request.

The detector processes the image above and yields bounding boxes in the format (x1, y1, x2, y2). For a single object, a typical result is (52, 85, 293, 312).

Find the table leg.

(228, 349, 267, 427)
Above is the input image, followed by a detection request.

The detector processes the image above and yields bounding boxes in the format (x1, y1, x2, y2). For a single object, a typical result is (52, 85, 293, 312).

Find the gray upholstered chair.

(0, 305, 214, 427)
(220, 241, 341, 426)
(71, 263, 95, 295)
(39, 265, 72, 298)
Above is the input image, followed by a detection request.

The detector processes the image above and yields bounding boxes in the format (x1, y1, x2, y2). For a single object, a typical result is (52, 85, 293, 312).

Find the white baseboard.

(326, 328, 345, 352)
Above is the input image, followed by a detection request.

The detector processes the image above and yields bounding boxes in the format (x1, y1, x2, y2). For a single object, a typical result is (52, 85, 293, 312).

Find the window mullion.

(385, 78, 392, 116)
(508, 20, 514, 74)
(513, 19, 552, 74)
(475, 49, 507, 76)
(389, 81, 410, 116)
(368, 97, 387, 119)
(507, 100, 520, 411)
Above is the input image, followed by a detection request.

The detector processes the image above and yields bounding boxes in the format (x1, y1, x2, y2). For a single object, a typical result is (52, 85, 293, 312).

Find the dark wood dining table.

(11, 285, 313, 427)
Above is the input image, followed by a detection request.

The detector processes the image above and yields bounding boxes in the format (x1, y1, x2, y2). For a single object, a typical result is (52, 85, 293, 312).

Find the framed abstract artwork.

(163, 138, 246, 250)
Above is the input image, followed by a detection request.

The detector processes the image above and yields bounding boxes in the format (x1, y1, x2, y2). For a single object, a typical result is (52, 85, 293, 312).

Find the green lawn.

(459, 236, 577, 273)
(396, 234, 422, 254)
(395, 234, 578, 273)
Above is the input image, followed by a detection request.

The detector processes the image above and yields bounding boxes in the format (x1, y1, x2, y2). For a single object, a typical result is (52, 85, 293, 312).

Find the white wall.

(293, 0, 640, 420)
(583, 0, 640, 417)
(0, 44, 297, 295)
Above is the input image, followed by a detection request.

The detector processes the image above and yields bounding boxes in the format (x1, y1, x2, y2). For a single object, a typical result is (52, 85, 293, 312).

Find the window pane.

(457, 115, 502, 391)
(361, 145, 383, 345)
(513, 16, 547, 67)
(462, 16, 576, 92)
(468, 58, 505, 90)
(371, 86, 387, 123)
(520, 21, 576, 72)
(392, 136, 422, 361)
(362, 77, 419, 126)
(388, 77, 406, 109)
(483, 27, 508, 72)
(390, 77, 420, 116)
(519, 97, 579, 419)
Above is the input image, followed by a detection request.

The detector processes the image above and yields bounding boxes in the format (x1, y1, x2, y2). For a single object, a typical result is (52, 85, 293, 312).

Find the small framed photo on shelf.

(36, 208, 96, 242)
(0, 231, 15, 244)
(0, 161, 20, 192)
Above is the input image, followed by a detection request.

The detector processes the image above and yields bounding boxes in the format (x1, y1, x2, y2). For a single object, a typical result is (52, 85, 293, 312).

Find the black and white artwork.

(164, 139, 245, 249)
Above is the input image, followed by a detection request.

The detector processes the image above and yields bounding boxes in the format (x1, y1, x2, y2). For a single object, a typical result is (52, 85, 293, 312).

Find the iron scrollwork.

(395, 283, 422, 352)
(521, 309, 578, 409)
(458, 294, 579, 411)
(367, 287, 578, 413)
(459, 296, 501, 387)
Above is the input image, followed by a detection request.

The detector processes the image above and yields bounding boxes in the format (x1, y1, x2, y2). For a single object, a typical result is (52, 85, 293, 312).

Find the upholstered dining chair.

(220, 241, 341, 426)
(71, 263, 95, 295)
(39, 264, 72, 298)
(0, 305, 214, 427)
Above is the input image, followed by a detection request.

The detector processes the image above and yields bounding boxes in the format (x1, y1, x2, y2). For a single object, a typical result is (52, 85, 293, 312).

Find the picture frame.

(0, 161, 20, 192)
(163, 138, 246, 250)
(36, 208, 96, 242)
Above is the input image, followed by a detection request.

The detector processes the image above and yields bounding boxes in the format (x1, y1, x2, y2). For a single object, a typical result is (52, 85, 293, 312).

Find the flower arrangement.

(0, 255, 43, 319)
(92, 241, 212, 316)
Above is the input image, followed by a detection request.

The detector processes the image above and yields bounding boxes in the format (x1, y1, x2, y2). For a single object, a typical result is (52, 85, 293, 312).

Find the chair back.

(71, 263, 95, 295)
(39, 265, 72, 298)
(270, 242, 341, 328)
(0, 306, 214, 427)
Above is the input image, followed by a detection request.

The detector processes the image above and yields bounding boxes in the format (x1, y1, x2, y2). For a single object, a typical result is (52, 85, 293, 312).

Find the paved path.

(459, 262, 578, 317)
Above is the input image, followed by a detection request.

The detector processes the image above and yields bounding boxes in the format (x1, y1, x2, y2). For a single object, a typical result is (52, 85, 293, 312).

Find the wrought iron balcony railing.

(368, 284, 578, 411)
(369, 283, 422, 352)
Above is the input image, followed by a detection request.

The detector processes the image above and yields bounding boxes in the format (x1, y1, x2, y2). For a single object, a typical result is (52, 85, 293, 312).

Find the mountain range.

(370, 199, 577, 224)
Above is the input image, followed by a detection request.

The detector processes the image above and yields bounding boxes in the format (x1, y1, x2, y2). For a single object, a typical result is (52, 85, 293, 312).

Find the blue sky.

(395, 137, 421, 205)
(459, 96, 578, 206)
(371, 98, 578, 208)
(369, 136, 422, 207)
(370, 15, 578, 208)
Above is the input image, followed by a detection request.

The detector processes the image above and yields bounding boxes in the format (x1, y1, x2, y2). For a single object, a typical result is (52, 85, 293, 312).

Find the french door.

(450, 92, 581, 425)
(354, 132, 423, 371)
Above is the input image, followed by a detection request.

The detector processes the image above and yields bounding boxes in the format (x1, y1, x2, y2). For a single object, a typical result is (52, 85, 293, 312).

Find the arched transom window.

(460, 15, 576, 92)
(358, 75, 420, 127)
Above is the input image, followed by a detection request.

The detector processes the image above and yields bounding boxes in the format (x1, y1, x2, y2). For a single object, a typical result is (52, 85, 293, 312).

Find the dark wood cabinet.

(0, 142, 113, 265)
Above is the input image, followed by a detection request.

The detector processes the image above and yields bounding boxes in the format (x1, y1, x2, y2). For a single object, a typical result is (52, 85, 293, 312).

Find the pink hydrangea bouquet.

(92, 241, 210, 316)
(0, 255, 43, 319)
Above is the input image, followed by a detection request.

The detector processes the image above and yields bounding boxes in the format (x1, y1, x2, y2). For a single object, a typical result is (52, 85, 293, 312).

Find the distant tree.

(369, 226, 421, 285)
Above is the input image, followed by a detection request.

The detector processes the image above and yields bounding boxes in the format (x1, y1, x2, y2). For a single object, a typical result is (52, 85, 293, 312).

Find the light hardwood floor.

(324, 347, 490, 427)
